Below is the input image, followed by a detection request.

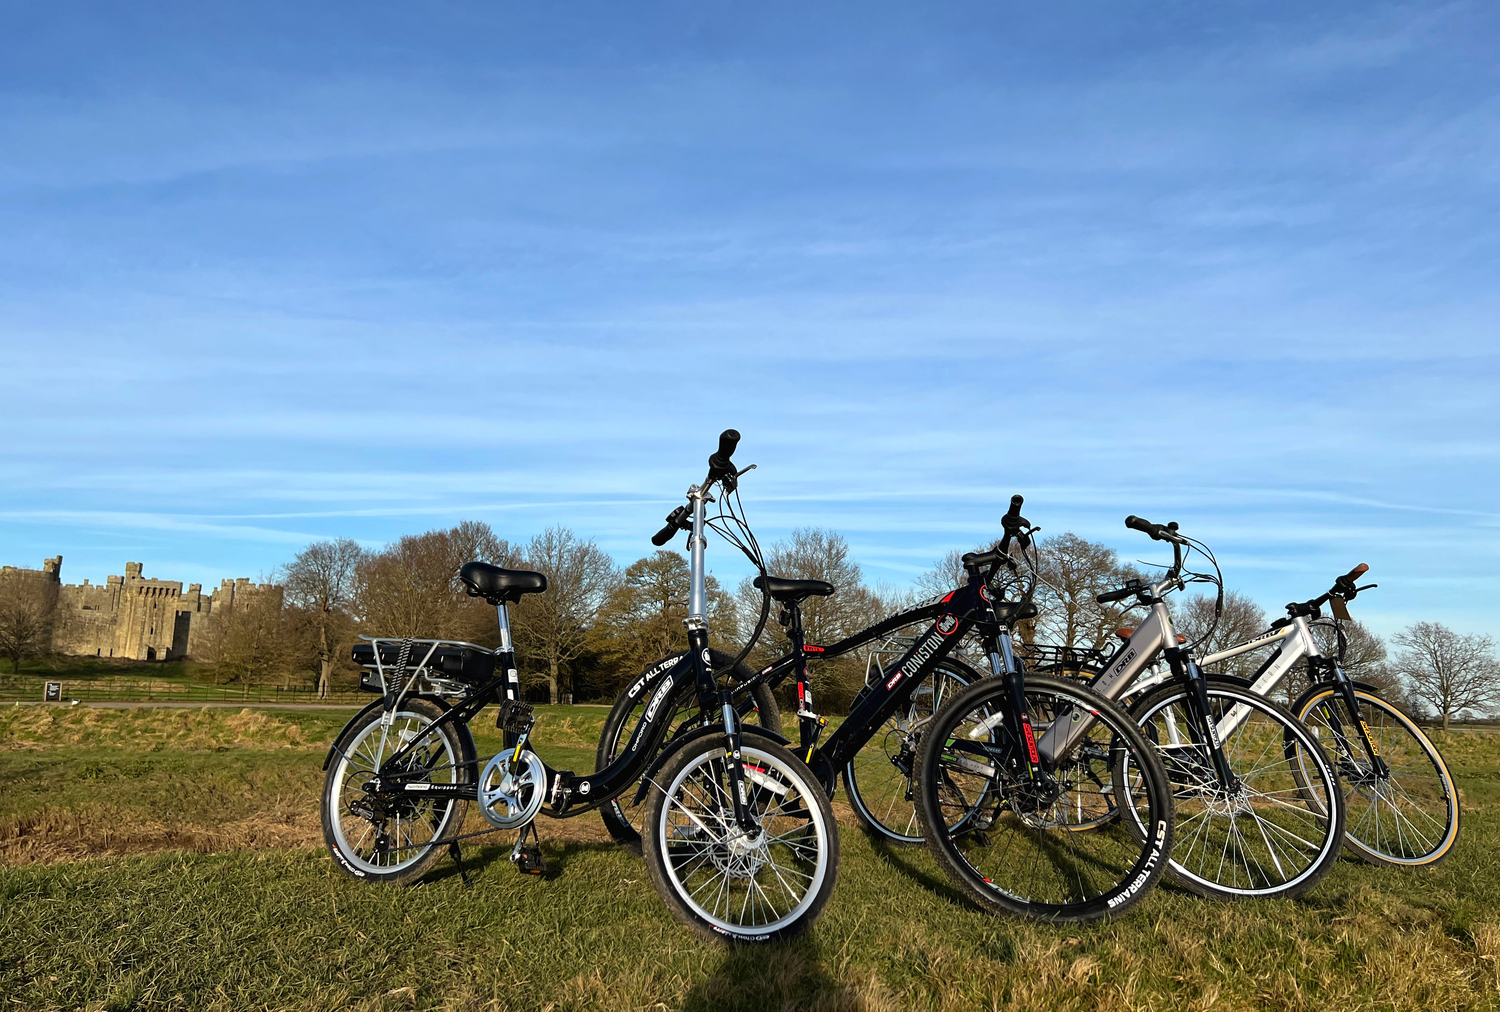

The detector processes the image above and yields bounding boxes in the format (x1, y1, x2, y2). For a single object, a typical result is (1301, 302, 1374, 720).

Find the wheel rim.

(847, 666, 968, 842)
(1138, 688, 1339, 896)
(330, 710, 462, 875)
(1300, 692, 1457, 865)
(657, 745, 829, 937)
(929, 682, 1166, 913)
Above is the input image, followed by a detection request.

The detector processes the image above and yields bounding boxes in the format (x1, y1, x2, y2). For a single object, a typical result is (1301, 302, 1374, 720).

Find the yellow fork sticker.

(1360, 720, 1379, 755)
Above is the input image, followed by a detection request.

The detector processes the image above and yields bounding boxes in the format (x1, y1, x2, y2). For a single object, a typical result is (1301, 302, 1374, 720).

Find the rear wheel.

(642, 731, 838, 944)
(597, 650, 782, 855)
(1294, 686, 1459, 867)
(915, 675, 1174, 922)
(322, 697, 472, 885)
(844, 658, 976, 844)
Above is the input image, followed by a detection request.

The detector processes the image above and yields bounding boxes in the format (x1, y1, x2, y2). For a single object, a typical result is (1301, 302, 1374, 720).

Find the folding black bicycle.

(320, 432, 839, 944)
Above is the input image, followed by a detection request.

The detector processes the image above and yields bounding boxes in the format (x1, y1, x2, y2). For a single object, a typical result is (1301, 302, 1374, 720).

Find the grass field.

(3, 703, 1499, 1011)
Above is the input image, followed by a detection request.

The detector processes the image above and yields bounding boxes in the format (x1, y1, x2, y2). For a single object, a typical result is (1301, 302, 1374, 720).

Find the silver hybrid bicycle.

(1064, 515, 1347, 900)
(1127, 563, 1459, 867)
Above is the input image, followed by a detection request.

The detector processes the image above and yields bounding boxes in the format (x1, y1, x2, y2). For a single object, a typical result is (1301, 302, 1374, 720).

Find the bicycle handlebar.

(1125, 515, 1184, 544)
(708, 429, 740, 480)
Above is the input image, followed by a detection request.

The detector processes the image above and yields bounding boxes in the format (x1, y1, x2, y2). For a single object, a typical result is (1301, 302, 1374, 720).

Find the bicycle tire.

(642, 730, 838, 944)
(1293, 686, 1460, 867)
(322, 696, 474, 885)
(915, 674, 1174, 922)
(843, 657, 977, 844)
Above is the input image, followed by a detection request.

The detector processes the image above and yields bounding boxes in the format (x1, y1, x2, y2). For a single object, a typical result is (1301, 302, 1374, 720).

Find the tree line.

(2, 522, 1497, 727)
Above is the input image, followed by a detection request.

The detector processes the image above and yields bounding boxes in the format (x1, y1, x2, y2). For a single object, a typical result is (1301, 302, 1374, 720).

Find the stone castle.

(0, 556, 282, 662)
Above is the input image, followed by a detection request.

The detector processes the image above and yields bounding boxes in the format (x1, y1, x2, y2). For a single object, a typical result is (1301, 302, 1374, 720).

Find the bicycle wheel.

(322, 697, 472, 885)
(1294, 686, 1460, 867)
(915, 675, 1174, 922)
(642, 731, 838, 943)
(844, 657, 976, 844)
(1130, 679, 1344, 899)
(597, 649, 782, 855)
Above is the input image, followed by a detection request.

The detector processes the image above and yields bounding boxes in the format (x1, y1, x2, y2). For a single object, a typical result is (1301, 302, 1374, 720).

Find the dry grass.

(2, 708, 1499, 1011)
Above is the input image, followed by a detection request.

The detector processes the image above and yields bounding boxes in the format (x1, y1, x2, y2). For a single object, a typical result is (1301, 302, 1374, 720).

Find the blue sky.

(2, 2, 1497, 640)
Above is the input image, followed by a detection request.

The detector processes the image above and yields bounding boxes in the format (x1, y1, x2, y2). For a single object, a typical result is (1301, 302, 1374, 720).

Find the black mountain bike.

(607, 494, 1177, 922)
(320, 432, 839, 944)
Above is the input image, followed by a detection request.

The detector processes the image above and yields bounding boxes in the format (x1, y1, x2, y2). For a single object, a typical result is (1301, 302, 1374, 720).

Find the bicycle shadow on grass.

(863, 836, 969, 907)
(678, 930, 868, 1012)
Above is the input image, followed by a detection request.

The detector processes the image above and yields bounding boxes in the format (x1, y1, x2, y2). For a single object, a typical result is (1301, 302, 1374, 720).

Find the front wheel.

(642, 731, 838, 944)
(1130, 679, 1345, 900)
(1294, 686, 1460, 867)
(915, 675, 1174, 922)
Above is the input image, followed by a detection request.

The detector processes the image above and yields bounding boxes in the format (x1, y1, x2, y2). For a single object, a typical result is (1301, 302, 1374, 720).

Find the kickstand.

(510, 823, 547, 875)
(448, 840, 473, 889)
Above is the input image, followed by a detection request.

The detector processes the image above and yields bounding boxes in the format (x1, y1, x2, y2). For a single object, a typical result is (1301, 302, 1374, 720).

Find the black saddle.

(754, 575, 836, 605)
(992, 600, 1039, 623)
(459, 561, 548, 604)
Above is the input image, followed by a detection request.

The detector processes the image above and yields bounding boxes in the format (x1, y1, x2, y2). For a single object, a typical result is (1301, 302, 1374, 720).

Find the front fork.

(1320, 663, 1390, 779)
(985, 631, 1044, 782)
(688, 628, 761, 835)
(1167, 650, 1240, 793)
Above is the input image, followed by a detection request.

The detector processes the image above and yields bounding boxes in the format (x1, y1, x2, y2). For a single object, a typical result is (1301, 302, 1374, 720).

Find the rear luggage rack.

(352, 637, 497, 698)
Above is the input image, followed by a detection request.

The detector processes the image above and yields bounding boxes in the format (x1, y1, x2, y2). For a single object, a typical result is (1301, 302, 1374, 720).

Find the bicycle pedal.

(513, 843, 546, 875)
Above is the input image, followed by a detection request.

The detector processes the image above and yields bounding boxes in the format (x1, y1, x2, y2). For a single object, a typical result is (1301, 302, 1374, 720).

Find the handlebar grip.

(1124, 515, 1159, 539)
(1343, 563, 1369, 583)
(1005, 494, 1024, 520)
(708, 429, 741, 475)
(651, 524, 678, 547)
(1095, 587, 1132, 604)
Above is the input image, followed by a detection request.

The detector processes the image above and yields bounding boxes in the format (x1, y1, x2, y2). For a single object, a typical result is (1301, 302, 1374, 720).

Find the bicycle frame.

(1034, 579, 1241, 790)
(786, 577, 1048, 793)
(1141, 614, 1390, 778)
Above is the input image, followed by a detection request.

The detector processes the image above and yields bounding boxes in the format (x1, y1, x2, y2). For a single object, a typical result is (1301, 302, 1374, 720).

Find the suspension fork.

(984, 628, 1043, 781)
(1167, 649, 1239, 793)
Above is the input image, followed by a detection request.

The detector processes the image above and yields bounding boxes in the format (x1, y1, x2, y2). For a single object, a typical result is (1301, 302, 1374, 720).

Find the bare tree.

(511, 527, 619, 704)
(0, 571, 55, 673)
(282, 538, 363, 698)
(1393, 622, 1500, 730)
(1174, 590, 1268, 682)
(1032, 533, 1144, 655)
(356, 521, 516, 643)
(198, 590, 291, 695)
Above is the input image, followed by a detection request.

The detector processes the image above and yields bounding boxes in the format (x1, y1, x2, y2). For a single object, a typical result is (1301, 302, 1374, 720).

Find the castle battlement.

(7, 556, 283, 662)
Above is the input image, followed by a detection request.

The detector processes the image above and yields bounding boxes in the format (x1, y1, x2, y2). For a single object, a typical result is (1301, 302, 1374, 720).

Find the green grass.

(2, 707, 1499, 1010)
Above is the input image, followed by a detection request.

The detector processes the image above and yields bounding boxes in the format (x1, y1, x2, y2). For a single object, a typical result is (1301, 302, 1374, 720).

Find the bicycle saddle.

(753, 575, 836, 604)
(459, 561, 548, 603)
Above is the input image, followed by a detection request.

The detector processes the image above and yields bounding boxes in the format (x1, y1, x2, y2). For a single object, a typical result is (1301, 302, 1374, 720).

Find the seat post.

(495, 600, 518, 702)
